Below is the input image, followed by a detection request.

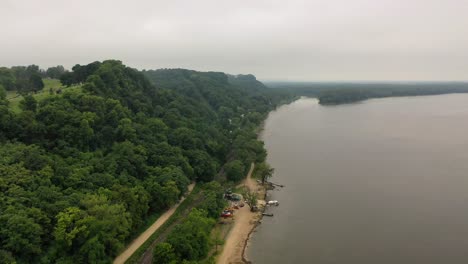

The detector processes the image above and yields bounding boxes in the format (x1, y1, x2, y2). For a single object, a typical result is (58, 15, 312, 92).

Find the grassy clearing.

(232, 185, 247, 194)
(6, 79, 82, 113)
(6, 90, 19, 99)
(43, 78, 63, 92)
(7, 93, 22, 113)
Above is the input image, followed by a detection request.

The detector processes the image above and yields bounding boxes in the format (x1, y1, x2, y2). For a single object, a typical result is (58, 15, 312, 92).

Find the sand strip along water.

(217, 163, 266, 264)
(113, 183, 196, 264)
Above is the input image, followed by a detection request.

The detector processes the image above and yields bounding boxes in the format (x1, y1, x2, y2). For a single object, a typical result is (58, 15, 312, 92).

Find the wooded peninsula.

(267, 82, 468, 104)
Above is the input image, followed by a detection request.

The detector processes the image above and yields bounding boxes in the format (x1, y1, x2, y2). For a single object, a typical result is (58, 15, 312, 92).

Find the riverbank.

(216, 163, 266, 264)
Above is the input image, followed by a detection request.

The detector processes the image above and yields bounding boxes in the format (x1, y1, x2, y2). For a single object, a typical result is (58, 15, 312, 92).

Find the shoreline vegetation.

(215, 163, 269, 264)
(214, 108, 282, 264)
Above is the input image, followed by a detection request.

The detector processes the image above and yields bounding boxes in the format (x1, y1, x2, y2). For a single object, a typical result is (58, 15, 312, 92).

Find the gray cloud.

(1, 0, 467, 81)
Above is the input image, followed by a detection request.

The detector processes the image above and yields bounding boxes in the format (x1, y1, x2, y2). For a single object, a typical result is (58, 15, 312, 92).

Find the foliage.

(0, 60, 291, 263)
(244, 191, 258, 210)
(46, 66, 66, 79)
(224, 159, 245, 182)
(317, 84, 468, 104)
(196, 182, 226, 218)
(166, 209, 215, 261)
(0, 85, 5, 100)
(255, 162, 274, 184)
(152, 243, 176, 264)
(60, 62, 101, 86)
(28, 74, 44, 92)
(268, 81, 468, 104)
(0, 67, 16, 91)
(0, 65, 49, 93)
(19, 95, 37, 112)
(126, 185, 202, 264)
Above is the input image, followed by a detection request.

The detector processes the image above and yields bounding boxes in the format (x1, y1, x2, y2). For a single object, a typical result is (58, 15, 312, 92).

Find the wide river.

(248, 95, 468, 264)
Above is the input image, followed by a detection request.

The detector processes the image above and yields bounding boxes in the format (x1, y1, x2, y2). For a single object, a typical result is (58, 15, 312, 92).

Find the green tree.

(256, 162, 274, 184)
(15, 78, 31, 94)
(110, 185, 150, 230)
(161, 181, 181, 208)
(198, 181, 225, 218)
(225, 159, 245, 182)
(186, 150, 218, 182)
(168, 127, 201, 150)
(116, 118, 136, 141)
(0, 60, 291, 262)
(29, 74, 44, 92)
(0, 250, 17, 264)
(26, 65, 41, 77)
(78, 119, 94, 150)
(167, 209, 215, 261)
(79, 194, 132, 258)
(0, 209, 44, 260)
(243, 190, 258, 211)
(0, 85, 6, 100)
(54, 207, 90, 249)
(153, 243, 177, 264)
(79, 235, 107, 264)
(46, 65, 66, 79)
(0, 67, 16, 91)
(19, 95, 37, 112)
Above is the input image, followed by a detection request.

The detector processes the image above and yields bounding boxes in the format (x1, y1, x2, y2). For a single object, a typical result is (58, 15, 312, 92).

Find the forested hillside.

(0, 61, 291, 263)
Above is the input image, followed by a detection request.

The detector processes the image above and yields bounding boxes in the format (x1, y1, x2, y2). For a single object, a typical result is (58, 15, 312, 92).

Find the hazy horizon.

(2, 0, 468, 81)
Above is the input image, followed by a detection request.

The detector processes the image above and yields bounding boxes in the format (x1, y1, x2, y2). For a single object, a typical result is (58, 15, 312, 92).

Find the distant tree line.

(0, 65, 67, 94)
(265, 81, 468, 105)
(317, 83, 468, 104)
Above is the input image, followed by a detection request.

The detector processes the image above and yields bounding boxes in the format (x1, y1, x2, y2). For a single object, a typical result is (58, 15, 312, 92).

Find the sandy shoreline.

(216, 163, 266, 264)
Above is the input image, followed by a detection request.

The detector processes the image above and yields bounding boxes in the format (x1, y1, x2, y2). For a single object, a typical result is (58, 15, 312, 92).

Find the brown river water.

(248, 95, 468, 264)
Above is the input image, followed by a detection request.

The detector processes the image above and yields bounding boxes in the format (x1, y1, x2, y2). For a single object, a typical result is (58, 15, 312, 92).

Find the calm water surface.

(248, 95, 468, 264)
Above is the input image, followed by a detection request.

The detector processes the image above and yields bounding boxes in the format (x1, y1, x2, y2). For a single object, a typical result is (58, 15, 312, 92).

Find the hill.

(0, 61, 292, 263)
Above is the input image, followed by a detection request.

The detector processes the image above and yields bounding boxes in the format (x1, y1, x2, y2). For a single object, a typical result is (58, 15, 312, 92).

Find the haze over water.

(249, 95, 468, 264)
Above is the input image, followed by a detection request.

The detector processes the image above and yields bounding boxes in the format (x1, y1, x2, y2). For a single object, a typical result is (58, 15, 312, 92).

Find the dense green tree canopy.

(28, 74, 44, 92)
(0, 60, 292, 263)
(46, 66, 66, 79)
(0, 68, 16, 91)
(0, 85, 5, 100)
(225, 159, 245, 182)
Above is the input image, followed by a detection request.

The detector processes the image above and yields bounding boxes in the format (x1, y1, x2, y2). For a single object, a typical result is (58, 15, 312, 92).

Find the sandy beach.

(217, 163, 265, 264)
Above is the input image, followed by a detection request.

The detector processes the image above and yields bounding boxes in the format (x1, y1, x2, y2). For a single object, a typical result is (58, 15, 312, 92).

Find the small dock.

(267, 181, 285, 188)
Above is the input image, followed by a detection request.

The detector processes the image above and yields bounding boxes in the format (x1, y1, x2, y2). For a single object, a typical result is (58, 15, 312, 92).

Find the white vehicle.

(267, 200, 279, 206)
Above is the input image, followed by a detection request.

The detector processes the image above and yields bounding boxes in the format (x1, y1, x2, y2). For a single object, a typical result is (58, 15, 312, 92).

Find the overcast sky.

(1, 0, 467, 81)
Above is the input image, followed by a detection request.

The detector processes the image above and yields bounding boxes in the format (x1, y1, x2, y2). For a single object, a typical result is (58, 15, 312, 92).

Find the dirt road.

(242, 163, 256, 192)
(217, 163, 262, 264)
(113, 183, 196, 264)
